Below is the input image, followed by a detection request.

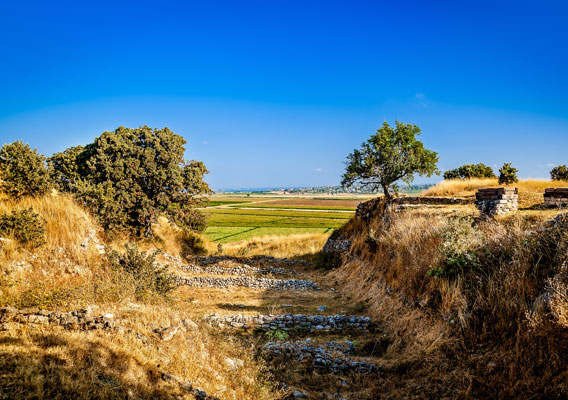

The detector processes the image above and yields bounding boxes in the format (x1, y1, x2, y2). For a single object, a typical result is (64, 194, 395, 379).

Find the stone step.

(175, 263, 297, 277)
(190, 255, 310, 268)
(263, 339, 380, 375)
(175, 276, 320, 291)
(203, 313, 371, 332)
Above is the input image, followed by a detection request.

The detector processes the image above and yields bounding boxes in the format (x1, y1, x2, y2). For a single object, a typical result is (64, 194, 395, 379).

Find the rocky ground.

(169, 254, 381, 399)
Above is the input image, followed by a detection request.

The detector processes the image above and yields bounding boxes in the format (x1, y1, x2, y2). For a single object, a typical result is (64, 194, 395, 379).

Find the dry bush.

(222, 233, 329, 258)
(151, 216, 217, 258)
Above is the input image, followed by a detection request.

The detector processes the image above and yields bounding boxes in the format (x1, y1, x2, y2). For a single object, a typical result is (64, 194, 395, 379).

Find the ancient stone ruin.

(544, 188, 568, 208)
(475, 188, 518, 216)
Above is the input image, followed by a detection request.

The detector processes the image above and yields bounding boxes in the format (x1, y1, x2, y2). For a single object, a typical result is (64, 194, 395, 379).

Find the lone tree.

(498, 163, 518, 185)
(341, 121, 439, 201)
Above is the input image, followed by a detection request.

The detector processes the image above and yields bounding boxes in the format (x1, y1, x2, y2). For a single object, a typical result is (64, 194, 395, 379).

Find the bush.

(105, 243, 176, 300)
(0, 141, 51, 198)
(550, 165, 568, 181)
(498, 163, 518, 185)
(179, 230, 209, 258)
(0, 208, 46, 248)
(428, 215, 481, 278)
(443, 163, 496, 180)
(48, 126, 210, 237)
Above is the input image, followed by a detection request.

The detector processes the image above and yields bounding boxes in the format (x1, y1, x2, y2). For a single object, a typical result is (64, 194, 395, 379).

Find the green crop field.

(202, 207, 353, 243)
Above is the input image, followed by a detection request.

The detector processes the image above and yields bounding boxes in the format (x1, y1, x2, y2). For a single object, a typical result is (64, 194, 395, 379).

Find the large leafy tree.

(341, 121, 439, 201)
(49, 126, 210, 237)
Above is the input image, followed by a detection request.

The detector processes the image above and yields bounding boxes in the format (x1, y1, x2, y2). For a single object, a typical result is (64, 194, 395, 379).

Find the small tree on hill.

(49, 126, 210, 237)
(443, 163, 496, 180)
(550, 165, 568, 181)
(0, 141, 51, 198)
(341, 121, 439, 201)
(498, 163, 518, 185)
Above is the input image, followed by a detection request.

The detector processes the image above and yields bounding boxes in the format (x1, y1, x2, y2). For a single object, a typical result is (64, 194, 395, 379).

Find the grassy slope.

(0, 193, 273, 400)
(329, 199, 568, 398)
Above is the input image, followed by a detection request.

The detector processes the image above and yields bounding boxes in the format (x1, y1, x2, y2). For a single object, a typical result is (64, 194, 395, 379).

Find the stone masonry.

(203, 313, 371, 332)
(544, 188, 568, 208)
(475, 188, 518, 216)
(175, 275, 320, 291)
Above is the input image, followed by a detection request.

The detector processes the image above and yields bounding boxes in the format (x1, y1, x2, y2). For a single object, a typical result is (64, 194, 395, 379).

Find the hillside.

(2, 181, 568, 399)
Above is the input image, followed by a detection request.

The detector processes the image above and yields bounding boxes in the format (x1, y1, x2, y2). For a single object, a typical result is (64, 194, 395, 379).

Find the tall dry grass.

(331, 207, 568, 398)
(422, 178, 568, 197)
(0, 303, 274, 399)
(221, 232, 329, 258)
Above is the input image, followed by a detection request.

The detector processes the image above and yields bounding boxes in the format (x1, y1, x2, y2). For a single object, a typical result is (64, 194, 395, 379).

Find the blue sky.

(0, 1, 567, 189)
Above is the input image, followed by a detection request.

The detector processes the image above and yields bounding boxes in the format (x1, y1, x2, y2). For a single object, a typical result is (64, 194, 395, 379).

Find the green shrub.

(443, 163, 496, 180)
(264, 329, 289, 341)
(498, 163, 519, 185)
(429, 215, 482, 279)
(105, 242, 176, 300)
(0, 141, 51, 198)
(0, 208, 46, 248)
(48, 126, 210, 237)
(550, 165, 568, 181)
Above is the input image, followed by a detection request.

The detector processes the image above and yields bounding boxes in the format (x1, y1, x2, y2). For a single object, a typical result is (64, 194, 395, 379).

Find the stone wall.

(203, 313, 371, 332)
(175, 276, 320, 291)
(356, 196, 469, 220)
(544, 188, 568, 208)
(475, 188, 518, 216)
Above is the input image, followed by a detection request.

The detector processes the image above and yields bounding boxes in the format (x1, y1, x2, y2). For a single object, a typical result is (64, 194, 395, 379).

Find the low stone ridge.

(544, 188, 568, 208)
(176, 276, 320, 291)
(203, 313, 371, 332)
(394, 196, 468, 205)
(264, 339, 379, 374)
(356, 196, 469, 220)
(176, 263, 295, 276)
(0, 306, 118, 331)
(475, 187, 518, 216)
(191, 255, 310, 267)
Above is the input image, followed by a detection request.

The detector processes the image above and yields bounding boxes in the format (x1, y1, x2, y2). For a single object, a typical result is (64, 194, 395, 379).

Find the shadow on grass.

(0, 331, 184, 400)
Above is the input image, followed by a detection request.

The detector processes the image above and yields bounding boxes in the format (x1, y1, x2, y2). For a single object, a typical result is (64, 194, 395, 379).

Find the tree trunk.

(382, 184, 392, 202)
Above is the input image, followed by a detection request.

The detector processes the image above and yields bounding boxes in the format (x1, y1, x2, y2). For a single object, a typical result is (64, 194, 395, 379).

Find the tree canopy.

(341, 121, 439, 200)
(443, 163, 496, 180)
(49, 126, 210, 237)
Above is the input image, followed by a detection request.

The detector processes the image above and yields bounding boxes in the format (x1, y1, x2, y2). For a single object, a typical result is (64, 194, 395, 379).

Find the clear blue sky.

(1, 0, 567, 190)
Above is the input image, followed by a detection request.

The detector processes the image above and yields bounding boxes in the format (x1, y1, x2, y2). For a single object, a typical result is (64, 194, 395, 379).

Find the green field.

(202, 207, 353, 243)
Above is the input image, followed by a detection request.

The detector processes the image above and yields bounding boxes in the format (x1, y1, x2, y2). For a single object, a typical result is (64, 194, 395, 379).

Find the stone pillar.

(544, 188, 568, 208)
(475, 188, 518, 216)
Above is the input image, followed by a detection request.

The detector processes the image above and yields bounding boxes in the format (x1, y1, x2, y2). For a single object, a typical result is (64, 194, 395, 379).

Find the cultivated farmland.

(201, 195, 368, 243)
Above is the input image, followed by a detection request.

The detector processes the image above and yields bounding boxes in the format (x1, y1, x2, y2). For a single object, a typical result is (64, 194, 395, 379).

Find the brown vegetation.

(330, 205, 568, 398)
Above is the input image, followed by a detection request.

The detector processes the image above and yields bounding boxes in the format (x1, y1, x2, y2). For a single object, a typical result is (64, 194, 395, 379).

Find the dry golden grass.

(0, 194, 275, 399)
(329, 206, 568, 398)
(221, 232, 329, 258)
(422, 178, 568, 197)
(0, 304, 274, 400)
